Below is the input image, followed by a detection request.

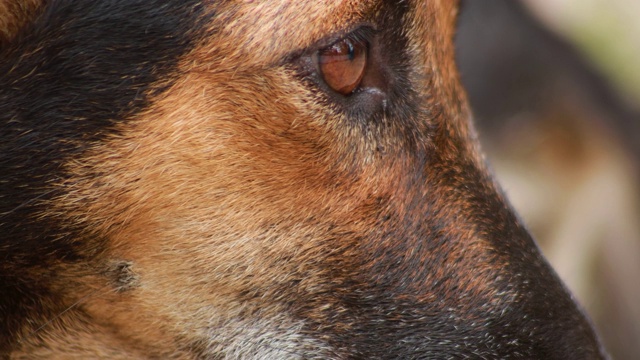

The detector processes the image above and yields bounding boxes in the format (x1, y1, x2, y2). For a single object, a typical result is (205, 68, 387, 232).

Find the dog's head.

(0, 1, 607, 358)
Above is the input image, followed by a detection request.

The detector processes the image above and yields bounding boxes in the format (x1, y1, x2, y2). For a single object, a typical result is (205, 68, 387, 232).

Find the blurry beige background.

(457, 1, 640, 359)
(525, 0, 640, 104)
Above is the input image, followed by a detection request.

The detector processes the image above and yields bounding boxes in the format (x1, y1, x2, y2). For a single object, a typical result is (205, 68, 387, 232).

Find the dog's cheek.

(49, 66, 353, 351)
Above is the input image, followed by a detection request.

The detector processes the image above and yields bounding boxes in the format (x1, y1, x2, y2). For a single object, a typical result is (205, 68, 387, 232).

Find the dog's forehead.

(203, 1, 455, 66)
(206, 1, 374, 64)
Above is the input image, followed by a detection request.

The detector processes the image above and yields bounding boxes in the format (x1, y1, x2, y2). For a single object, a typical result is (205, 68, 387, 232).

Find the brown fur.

(0, 0, 43, 45)
(1, 1, 607, 358)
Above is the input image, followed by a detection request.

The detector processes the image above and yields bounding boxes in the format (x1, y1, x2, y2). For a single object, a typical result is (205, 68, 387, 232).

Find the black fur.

(0, 0, 210, 351)
(0, 1, 607, 358)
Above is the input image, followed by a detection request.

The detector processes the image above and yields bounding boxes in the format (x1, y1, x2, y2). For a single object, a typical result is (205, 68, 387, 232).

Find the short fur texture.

(0, 1, 607, 358)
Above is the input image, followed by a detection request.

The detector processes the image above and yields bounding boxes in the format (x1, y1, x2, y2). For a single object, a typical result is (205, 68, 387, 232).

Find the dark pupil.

(347, 41, 355, 61)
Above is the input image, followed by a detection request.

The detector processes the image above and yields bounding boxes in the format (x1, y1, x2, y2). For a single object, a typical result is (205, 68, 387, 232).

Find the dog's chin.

(196, 315, 329, 360)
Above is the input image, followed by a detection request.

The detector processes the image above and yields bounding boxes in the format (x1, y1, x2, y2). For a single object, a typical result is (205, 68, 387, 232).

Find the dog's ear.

(0, 0, 44, 46)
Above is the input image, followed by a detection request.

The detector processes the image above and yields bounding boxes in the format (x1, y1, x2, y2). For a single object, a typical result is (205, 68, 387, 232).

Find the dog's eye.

(317, 37, 367, 96)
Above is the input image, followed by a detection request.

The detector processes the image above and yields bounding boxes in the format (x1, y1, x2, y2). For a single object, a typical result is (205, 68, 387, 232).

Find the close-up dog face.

(1, 1, 609, 358)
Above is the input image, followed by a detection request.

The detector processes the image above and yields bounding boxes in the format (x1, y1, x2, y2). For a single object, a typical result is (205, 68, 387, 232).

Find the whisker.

(2, 283, 315, 358)
(18, 284, 114, 345)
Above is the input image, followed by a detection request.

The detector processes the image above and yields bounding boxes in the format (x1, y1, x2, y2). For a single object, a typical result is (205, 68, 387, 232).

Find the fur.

(0, 1, 607, 358)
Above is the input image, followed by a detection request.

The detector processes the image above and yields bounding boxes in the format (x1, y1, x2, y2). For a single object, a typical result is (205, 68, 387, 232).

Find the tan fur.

(0, 0, 43, 45)
(11, 2, 478, 357)
(4, 0, 605, 358)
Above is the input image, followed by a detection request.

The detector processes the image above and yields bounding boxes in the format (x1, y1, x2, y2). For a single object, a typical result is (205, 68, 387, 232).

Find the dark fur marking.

(278, 3, 604, 358)
(0, 0, 212, 350)
(0, 1, 608, 358)
(104, 260, 139, 292)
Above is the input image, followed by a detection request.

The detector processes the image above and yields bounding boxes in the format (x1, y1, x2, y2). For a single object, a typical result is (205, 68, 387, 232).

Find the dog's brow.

(215, 1, 377, 65)
(0, 0, 610, 357)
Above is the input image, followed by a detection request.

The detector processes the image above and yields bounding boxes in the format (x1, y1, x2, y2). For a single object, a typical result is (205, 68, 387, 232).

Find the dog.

(0, 1, 608, 358)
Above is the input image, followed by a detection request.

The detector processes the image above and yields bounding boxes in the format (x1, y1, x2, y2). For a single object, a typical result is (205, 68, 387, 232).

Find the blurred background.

(456, 1, 640, 359)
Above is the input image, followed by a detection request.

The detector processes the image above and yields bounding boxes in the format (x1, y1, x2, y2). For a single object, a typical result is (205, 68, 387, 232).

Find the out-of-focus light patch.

(523, 0, 640, 108)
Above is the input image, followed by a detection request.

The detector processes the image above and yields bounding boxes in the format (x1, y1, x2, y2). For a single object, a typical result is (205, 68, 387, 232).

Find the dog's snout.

(0, 0, 610, 358)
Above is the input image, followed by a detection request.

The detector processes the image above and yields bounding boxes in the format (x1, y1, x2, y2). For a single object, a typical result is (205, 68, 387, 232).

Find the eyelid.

(283, 24, 378, 65)
(291, 23, 389, 119)
(340, 26, 377, 48)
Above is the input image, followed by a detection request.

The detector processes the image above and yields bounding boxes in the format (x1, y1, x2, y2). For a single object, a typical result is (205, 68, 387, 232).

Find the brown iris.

(317, 37, 367, 96)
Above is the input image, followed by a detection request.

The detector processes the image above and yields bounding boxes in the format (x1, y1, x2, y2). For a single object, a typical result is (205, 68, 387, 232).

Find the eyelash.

(290, 25, 388, 119)
(341, 26, 377, 48)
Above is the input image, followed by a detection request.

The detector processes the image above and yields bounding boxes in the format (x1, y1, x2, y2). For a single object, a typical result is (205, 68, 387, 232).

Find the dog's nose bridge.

(325, 148, 608, 358)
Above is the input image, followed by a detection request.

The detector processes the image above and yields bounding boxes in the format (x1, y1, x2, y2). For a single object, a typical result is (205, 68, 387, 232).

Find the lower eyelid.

(291, 24, 388, 107)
